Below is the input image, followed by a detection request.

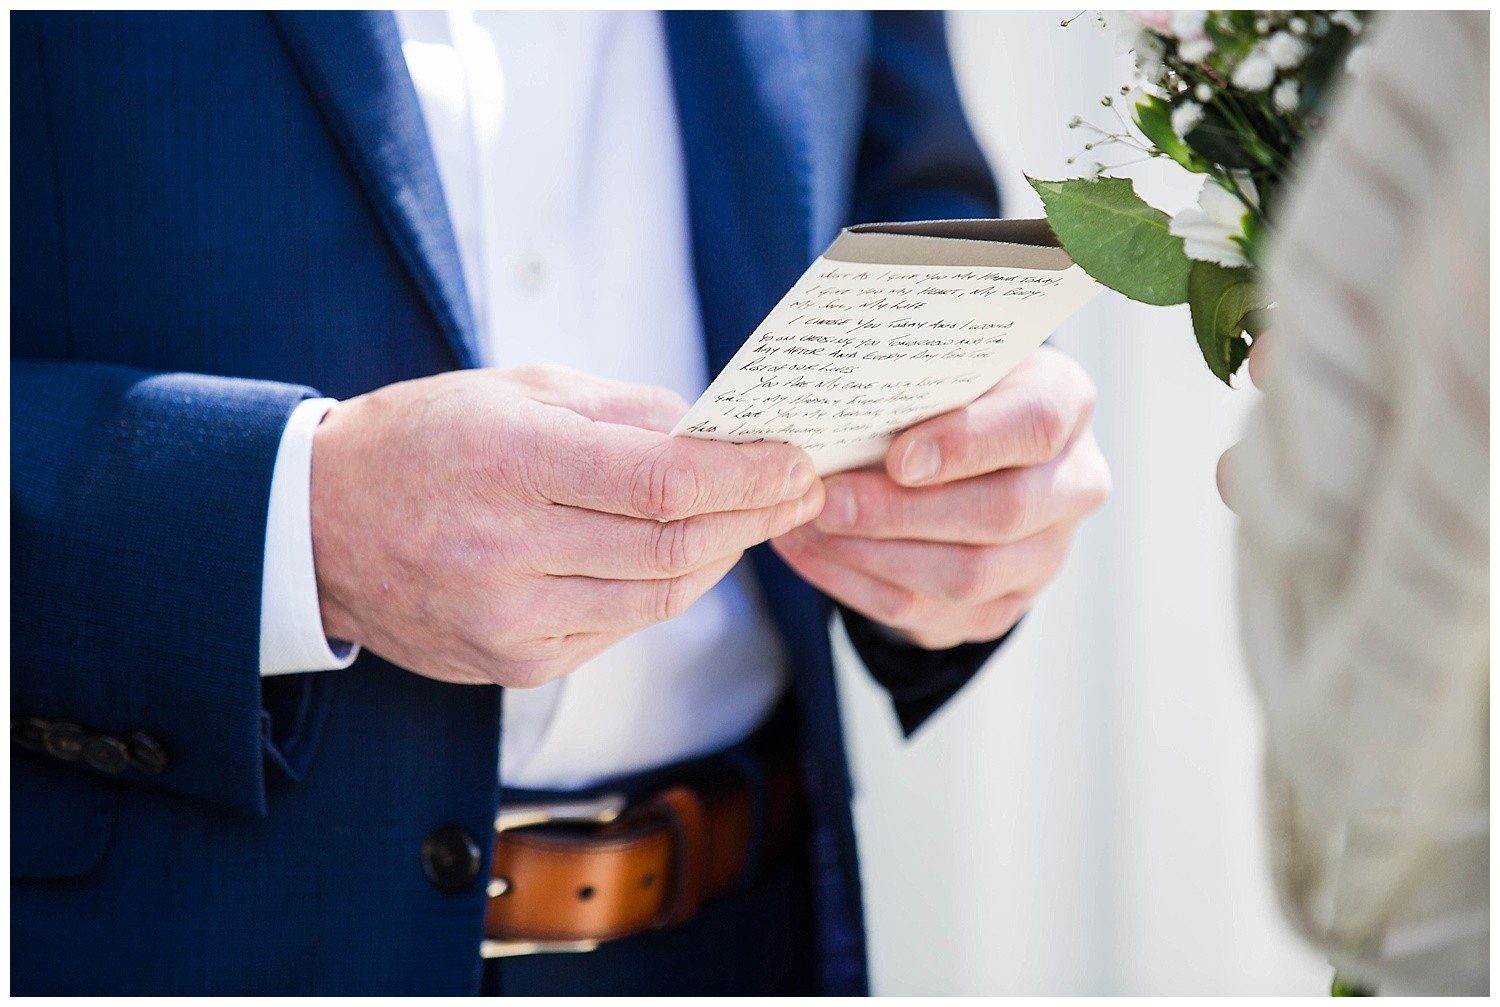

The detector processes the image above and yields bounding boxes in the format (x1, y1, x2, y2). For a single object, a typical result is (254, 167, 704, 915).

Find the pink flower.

(1132, 10, 1176, 35)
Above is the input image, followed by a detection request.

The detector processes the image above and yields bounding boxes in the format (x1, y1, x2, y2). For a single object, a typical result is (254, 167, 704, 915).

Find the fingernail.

(899, 440, 941, 484)
(820, 484, 857, 530)
(784, 461, 813, 501)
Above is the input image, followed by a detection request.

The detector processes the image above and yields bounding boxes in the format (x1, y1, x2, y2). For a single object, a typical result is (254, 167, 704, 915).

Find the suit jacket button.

(125, 731, 170, 774)
(43, 721, 86, 761)
(82, 734, 130, 774)
(421, 824, 481, 893)
(12, 715, 49, 752)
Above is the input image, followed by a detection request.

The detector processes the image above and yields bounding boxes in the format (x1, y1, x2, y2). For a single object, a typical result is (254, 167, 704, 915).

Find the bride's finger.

(1217, 443, 1240, 512)
(1248, 329, 1275, 389)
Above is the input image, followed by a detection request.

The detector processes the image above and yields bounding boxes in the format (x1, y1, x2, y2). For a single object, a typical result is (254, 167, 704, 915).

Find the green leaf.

(1187, 261, 1262, 384)
(1132, 96, 1209, 174)
(1027, 176, 1193, 306)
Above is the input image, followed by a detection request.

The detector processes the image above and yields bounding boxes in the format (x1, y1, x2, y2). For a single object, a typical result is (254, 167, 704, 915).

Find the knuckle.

(986, 479, 1035, 539)
(762, 500, 798, 539)
(855, 480, 896, 532)
(1018, 396, 1069, 461)
(878, 587, 923, 625)
(631, 447, 702, 520)
(755, 459, 788, 505)
(508, 363, 554, 389)
(511, 410, 576, 496)
(652, 575, 694, 623)
(649, 518, 707, 576)
(946, 549, 997, 602)
(737, 449, 788, 508)
(1051, 348, 1097, 405)
(940, 429, 972, 473)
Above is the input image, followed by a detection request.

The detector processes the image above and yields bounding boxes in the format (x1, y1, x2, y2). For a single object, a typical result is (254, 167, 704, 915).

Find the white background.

(833, 12, 1333, 994)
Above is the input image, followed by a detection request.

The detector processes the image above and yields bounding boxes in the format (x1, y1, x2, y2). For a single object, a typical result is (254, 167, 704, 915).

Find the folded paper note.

(672, 219, 1101, 475)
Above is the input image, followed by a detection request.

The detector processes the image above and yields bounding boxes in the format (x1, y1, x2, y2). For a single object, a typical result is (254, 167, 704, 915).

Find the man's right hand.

(309, 365, 821, 688)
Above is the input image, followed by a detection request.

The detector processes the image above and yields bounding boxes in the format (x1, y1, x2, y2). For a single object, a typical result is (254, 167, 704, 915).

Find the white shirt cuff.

(259, 397, 360, 676)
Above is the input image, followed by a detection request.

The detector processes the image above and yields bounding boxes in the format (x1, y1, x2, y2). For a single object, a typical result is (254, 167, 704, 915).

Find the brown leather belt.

(482, 761, 802, 958)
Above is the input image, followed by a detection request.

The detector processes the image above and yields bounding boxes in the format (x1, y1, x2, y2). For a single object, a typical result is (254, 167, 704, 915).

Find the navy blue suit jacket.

(12, 11, 1001, 994)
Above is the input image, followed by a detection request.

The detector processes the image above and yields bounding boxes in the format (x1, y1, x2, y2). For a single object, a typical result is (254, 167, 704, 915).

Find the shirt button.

(515, 255, 545, 292)
(125, 730, 170, 774)
(43, 721, 86, 762)
(81, 734, 130, 775)
(421, 824, 482, 893)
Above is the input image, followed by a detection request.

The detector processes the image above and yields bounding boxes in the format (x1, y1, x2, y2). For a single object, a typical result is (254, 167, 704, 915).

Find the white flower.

(1194, 83, 1214, 102)
(1264, 32, 1308, 69)
(1273, 79, 1301, 113)
(1169, 180, 1256, 267)
(1178, 36, 1213, 63)
(1104, 12, 1148, 52)
(1330, 10, 1363, 35)
(1231, 49, 1277, 91)
(1171, 101, 1205, 138)
(1288, 16, 1309, 36)
(1133, 33, 1167, 81)
(1102, 12, 1170, 84)
(1169, 10, 1207, 39)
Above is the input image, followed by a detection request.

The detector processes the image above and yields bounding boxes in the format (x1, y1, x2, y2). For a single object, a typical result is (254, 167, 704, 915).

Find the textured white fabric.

(1233, 12, 1489, 994)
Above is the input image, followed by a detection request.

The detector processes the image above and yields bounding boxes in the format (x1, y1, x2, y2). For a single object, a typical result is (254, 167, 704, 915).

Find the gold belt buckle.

(479, 793, 629, 959)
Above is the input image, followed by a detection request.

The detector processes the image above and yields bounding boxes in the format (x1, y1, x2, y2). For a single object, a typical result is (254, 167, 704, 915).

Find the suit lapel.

(271, 11, 479, 369)
(664, 12, 817, 378)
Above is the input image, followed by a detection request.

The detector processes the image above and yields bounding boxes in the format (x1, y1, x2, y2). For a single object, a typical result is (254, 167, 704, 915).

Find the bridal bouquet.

(1029, 10, 1370, 383)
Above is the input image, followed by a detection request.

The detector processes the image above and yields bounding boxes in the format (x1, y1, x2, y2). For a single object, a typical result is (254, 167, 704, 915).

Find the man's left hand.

(771, 347, 1110, 650)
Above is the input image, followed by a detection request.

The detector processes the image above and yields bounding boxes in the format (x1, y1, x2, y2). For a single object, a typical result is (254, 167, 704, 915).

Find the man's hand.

(771, 347, 1109, 650)
(310, 365, 821, 688)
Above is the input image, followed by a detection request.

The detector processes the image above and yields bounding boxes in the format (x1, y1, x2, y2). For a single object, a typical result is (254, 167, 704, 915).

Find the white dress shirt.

(260, 10, 788, 790)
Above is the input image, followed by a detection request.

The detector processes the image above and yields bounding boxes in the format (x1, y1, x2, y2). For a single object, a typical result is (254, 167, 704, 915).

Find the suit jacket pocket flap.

(12, 757, 120, 880)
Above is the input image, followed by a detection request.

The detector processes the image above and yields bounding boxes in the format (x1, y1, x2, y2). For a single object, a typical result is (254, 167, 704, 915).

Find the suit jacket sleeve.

(12, 361, 330, 817)
(843, 10, 1010, 735)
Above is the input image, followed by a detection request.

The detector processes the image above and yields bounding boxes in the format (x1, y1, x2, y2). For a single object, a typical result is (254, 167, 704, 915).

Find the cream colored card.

(672, 219, 1100, 475)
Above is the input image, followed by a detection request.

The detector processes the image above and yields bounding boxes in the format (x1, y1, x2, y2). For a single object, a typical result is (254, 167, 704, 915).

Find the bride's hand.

(1217, 332, 1276, 511)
